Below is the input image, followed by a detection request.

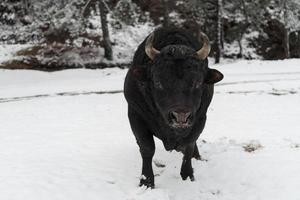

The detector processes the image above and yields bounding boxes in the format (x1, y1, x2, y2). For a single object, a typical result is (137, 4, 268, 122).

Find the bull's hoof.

(139, 175, 154, 189)
(180, 172, 195, 181)
(193, 154, 202, 160)
(180, 165, 194, 181)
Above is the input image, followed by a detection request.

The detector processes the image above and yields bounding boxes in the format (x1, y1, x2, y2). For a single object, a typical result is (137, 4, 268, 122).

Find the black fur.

(124, 27, 223, 188)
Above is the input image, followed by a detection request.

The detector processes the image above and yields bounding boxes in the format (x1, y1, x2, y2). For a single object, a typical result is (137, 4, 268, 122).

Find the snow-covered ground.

(0, 44, 32, 64)
(0, 59, 300, 200)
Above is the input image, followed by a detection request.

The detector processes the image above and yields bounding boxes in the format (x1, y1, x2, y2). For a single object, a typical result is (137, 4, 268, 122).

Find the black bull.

(124, 28, 223, 188)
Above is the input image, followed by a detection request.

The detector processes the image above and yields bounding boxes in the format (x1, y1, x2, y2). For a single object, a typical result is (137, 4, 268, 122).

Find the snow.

(0, 21, 153, 67)
(1, 59, 300, 200)
(110, 23, 154, 63)
(0, 44, 32, 64)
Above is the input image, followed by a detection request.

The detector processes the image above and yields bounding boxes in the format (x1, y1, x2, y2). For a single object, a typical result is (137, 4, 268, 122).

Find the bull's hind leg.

(193, 143, 201, 160)
(180, 143, 195, 181)
(128, 108, 155, 188)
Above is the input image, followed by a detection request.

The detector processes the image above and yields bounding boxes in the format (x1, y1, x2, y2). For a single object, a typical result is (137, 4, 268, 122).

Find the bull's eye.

(154, 80, 163, 89)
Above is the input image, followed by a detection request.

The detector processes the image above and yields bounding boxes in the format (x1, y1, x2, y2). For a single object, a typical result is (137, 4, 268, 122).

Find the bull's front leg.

(138, 137, 155, 188)
(128, 108, 155, 188)
(180, 143, 195, 181)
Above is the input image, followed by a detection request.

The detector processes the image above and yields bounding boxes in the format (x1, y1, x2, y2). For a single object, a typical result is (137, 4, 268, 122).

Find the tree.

(112, 0, 146, 26)
(237, 0, 249, 58)
(270, 0, 300, 58)
(222, 0, 251, 58)
(279, 0, 300, 58)
(22, 0, 30, 15)
(99, 0, 113, 60)
(282, 0, 290, 58)
(162, 0, 170, 28)
(82, 0, 113, 60)
(215, 0, 223, 63)
(254, 0, 300, 59)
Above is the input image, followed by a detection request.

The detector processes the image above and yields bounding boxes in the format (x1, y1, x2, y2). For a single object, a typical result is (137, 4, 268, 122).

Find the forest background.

(0, 0, 299, 70)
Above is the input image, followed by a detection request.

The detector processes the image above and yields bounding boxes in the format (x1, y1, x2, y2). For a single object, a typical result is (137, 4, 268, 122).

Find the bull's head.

(145, 31, 211, 61)
(137, 30, 223, 134)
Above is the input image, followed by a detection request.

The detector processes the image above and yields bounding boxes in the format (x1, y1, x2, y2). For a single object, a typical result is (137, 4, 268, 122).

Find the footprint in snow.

(128, 187, 171, 200)
(242, 140, 263, 153)
(153, 159, 166, 168)
(290, 143, 300, 149)
(153, 159, 166, 177)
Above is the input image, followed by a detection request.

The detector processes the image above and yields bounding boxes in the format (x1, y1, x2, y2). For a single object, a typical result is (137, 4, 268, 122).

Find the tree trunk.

(237, 38, 243, 58)
(237, 0, 250, 58)
(162, 0, 170, 28)
(22, 0, 29, 15)
(99, 0, 113, 60)
(215, 0, 223, 63)
(283, 0, 290, 58)
(283, 28, 290, 58)
(83, 0, 97, 18)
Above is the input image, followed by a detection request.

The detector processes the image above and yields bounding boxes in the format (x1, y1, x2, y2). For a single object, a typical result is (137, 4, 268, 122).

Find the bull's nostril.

(185, 112, 192, 123)
(169, 111, 177, 122)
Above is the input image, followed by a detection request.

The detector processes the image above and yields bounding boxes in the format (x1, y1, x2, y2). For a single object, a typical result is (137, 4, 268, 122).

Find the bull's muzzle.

(168, 108, 192, 129)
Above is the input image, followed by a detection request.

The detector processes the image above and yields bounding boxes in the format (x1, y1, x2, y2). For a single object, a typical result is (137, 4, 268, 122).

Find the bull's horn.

(196, 32, 211, 60)
(145, 32, 160, 60)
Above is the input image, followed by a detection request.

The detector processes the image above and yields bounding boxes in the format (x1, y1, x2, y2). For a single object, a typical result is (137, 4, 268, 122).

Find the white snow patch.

(0, 44, 32, 64)
(1, 59, 300, 199)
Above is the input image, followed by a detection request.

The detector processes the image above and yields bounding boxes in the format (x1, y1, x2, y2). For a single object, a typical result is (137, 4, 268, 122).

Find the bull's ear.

(205, 69, 224, 84)
(132, 67, 147, 82)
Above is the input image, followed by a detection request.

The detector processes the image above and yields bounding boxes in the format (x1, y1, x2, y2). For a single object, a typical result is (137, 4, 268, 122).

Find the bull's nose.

(170, 111, 191, 123)
(169, 110, 192, 127)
